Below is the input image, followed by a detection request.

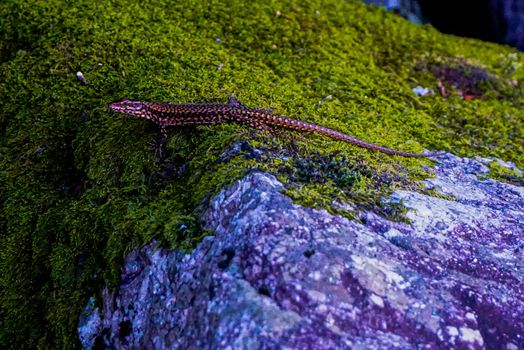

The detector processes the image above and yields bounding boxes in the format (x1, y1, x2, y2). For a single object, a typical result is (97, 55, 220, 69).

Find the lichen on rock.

(80, 154, 523, 349)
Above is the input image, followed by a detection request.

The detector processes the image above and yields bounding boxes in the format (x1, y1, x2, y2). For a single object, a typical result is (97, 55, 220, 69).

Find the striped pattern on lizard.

(108, 97, 439, 158)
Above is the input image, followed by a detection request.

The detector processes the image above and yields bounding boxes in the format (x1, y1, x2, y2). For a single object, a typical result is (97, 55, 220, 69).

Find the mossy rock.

(0, 0, 523, 348)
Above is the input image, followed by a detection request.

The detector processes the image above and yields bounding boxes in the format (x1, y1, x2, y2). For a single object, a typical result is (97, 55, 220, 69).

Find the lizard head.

(108, 99, 150, 119)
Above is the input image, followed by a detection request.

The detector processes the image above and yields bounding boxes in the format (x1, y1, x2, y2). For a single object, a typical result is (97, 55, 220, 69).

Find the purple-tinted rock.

(79, 154, 524, 349)
(364, 0, 524, 51)
(363, 0, 425, 24)
(491, 0, 524, 51)
(78, 297, 101, 349)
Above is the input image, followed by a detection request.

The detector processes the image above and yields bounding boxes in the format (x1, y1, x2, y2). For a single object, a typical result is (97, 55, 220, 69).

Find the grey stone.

(79, 153, 524, 349)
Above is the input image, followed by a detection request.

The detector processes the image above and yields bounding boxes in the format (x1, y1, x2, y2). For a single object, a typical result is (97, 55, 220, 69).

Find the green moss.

(484, 159, 524, 186)
(1, 0, 523, 348)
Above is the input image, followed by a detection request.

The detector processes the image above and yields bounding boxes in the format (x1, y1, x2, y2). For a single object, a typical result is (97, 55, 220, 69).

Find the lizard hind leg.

(246, 120, 292, 151)
(246, 119, 275, 134)
(238, 119, 273, 140)
(228, 97, 245, 107)
(228, 97, 274, 114)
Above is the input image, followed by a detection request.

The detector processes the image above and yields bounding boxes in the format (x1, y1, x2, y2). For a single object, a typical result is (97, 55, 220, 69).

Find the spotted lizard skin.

(109, 98, 439, 157)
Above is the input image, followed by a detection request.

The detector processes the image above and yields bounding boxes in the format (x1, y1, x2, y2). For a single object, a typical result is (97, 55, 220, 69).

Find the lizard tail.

(274, 116, 440, 158)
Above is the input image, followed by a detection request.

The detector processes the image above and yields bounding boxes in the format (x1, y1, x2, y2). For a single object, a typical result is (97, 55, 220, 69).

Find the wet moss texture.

(0, 0, 523, 348)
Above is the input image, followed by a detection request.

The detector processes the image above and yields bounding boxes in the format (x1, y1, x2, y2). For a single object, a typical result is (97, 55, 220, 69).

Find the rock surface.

(365, 0, 524, 51)
(79, 154, 524, 349)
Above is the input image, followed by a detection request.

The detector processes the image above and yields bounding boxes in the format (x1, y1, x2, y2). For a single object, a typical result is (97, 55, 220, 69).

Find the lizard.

(108, 97, 440, 158)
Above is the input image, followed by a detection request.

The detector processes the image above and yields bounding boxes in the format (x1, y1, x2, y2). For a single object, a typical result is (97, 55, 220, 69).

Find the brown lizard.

(108, 97, 440, 157)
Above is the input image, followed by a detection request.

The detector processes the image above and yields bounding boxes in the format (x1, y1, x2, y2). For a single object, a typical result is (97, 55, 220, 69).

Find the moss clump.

(484, 159, 524, 186)
(1, 0, 523, 348)
(413, 55, 522, 100)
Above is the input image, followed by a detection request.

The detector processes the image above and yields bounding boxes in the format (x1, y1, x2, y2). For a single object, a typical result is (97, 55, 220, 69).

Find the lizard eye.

(120, 100, 144, 113)
(109, 99, 145, 117)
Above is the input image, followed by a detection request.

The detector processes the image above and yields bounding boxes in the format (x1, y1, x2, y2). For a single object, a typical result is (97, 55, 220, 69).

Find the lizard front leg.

(147, 125, 168, 161)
